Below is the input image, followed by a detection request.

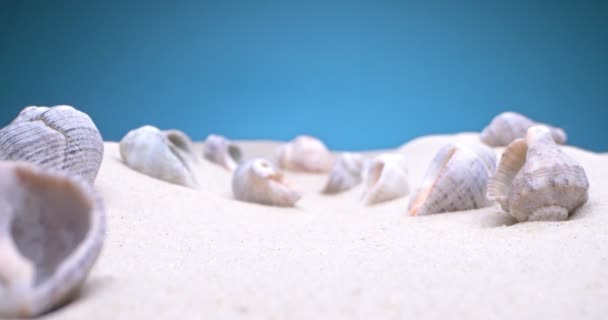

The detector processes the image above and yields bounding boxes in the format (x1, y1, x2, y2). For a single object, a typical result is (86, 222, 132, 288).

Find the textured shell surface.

(275, 135, 334, 173)
(0, 105, 104, 184)
(408, 143, 495, 216)
(487, 125, 589, 222)
(480, 111, 567, 147)
(203, 134, 242, 171)
(232, 158, 301, 207)
(0, 161, 105, 318)
(119, 125, 198, 188)
(361, 153, 409, 205)
(322, 152, 365, 194)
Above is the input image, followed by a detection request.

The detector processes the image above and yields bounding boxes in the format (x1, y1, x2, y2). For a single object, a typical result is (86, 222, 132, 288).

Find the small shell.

(361, 153, 409, 205)
(232, 158, 301, 207)
(408, 143, 496, 216)
(119, 126, 198, 188)
(0, 105, 104, 184)
(203, 134, 242, 171)
(481, 111, 567, 147)
(275, 135, 334, 173)
(322, 152, 365, 194)
(0, 161, 105, 318)
(487, 125, 589, 222)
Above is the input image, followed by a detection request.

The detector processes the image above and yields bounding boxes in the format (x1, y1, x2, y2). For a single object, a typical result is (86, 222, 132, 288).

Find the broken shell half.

(0, 161, 105, 318)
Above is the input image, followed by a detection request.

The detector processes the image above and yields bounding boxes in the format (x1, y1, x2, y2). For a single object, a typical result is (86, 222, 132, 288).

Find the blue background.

(1, 1, 606, 151)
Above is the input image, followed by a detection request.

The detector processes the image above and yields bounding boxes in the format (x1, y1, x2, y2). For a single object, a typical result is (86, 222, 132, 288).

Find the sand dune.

(43, 133, 608, 319)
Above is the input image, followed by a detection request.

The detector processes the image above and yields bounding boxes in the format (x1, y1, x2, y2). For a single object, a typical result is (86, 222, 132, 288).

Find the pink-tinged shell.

(361, 153, 409, 205)
(275, 135, 334, 173)
(322, 153, 365, 195)
(487, 125, 589, 222)
(481, 111, 567, 147)
(408, 143, 495, 216)
(232, 158, 301, 207)
(0, 105, 104, 184)
(203, 134, 242, 171)
(0, 161, 105, 318)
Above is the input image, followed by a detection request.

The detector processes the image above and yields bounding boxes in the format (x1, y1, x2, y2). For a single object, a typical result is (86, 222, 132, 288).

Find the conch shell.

(0, 161, 105, 318)
(0, 105, 104, 184)
(361, 153, 409, 205)
(232, 158, 301, 207)
(119, 125, 198, 188)
(487, 125, 589, 222)
(322, 153, 365, 194)
(203, 134, 242, 171)
(481, 111, 567, 146)
(408, 143, 496, 216)
(275, 135, 334, 173)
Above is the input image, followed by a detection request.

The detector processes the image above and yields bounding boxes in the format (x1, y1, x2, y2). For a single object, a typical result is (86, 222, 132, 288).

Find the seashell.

(232, 158, 301, 207)
(275, 135, 334, 173)
(487, 125, 589, 222)
(0, 105, 104, 184)
(322, 152, 365, 194)
(0, 161, 105, 318)
(408, 143, 496, 216)
(361, 153, 409, 205)
(119, 125, 198, 188)
(481, 111, 567, 147)
(203, 134, 242, 171)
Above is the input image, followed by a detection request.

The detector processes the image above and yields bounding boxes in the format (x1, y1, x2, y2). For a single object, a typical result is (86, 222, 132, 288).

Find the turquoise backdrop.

(1, 1, 606, 151)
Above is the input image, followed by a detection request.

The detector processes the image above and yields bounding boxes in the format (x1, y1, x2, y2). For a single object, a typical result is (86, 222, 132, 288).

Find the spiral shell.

(203, 134, 242, 171)
(0, 161, 105, 318)
(0, 105, 104, 184)
(481, 111, 567, 147)
(361, 153, 409, 205)
(275, 135, 334, 173)
(322, 153, 365, 195)
(408, 143, 496, 216)
(232, 158, 301, 207)
(119, 126, 198, 188)
(487, 125, 589, 222)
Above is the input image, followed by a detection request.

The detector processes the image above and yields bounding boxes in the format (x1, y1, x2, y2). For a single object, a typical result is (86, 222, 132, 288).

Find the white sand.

(43, 133, 608, 319)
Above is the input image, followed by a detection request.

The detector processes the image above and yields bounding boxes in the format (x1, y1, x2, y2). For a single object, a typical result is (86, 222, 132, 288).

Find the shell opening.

(408, 146, 457, 216)
(9, 166, 92, 286)
(228, 145, 242, 162)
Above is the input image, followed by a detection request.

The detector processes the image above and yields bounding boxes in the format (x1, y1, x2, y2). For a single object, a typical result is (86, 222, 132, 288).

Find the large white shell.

(408, 143, 496, 216)
(275, 135, 334, 173)
(361, 153, 409, 205)
(322, 152, 365, 194)
(203, 134, 242, 171)
(481, 111, 567, 147)
(0, 161, 105, 318)
(0, 105, 104, 184)
(487, 125, 589, 222)
(232, 158, 301, 207)
(119, 126, 198, 188)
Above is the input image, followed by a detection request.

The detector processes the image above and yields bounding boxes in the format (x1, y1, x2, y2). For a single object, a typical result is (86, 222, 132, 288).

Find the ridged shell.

(232, 158, 301, 207)
(203, 134, 242, 171)
(487, 125, 589, 222)
(322, 153, 365, 194)
(0, 161, 105, 318)
(481, 111, 567, 147)
(275, 135, 334, 173)
(361, 153, 409, 205)
(408, 143, 496, 216)
(119, 126, 198, 188)
(0, 105, 104, 184)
